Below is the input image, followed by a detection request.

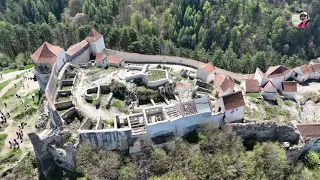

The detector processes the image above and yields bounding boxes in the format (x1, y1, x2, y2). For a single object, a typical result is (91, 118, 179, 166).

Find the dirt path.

(0, 70, 27, 83)
(1, 121, 32, 156)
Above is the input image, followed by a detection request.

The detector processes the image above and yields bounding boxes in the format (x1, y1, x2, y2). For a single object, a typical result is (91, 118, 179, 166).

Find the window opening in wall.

(218, 107, 221, 112)
(295, 73, 298, 78)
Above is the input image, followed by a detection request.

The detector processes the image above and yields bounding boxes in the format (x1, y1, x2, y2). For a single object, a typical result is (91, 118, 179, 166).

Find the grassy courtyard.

(148, 70, 166, 81)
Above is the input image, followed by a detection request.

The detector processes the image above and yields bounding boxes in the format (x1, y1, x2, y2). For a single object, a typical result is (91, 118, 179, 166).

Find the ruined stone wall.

(48, 143, 75, 171)
(45, 62, 63, 127)
(80, 118, 93, 130)
(228, 122, 300, 146)
(28, 130, 72, 177)
(78, 129, 133, 150)
(54, 101, 73, 111)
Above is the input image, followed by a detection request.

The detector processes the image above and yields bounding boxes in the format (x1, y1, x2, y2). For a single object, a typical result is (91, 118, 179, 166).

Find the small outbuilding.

(107, 56, 124, 68)
(260, 81, 278, 101)
(281, 81, 297, 99)
(213, 74, 235, 97)
(196, 62, 215, 83)
(95, 53, 108, 68)
(243, 79, 260, 93)
(214, 91, 245, 123)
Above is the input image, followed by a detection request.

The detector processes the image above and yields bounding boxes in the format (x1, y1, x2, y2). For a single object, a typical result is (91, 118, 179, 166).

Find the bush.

(75, 143, 122, 179)
(151, 148, 170, 174)
(119, 163, 137, 180)
(304, 151, 320, 169)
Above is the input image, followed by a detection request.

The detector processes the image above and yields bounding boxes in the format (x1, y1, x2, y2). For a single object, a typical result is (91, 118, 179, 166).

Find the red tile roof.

(261, 81, 277, 92)
(85, 29, 103, 42)
(214, 74, 226, 88)
(307, 65, 314, 74)
(245, 79, 260, 92)
(300, 65, 311, 75)
(296, 124, 320, 141)
(282, 81, 297, 92)
(66, 40, 89, 56)
(95, 53, 107, 62)
(222, 91, 245, 111)
(312, 63, 320, 72)
(107, 56, 122, 65)
(31, 42, 63, 63)
(214, 74, 235, 92)
(200, 63, 215, 74)
(265, 65, 291, 78)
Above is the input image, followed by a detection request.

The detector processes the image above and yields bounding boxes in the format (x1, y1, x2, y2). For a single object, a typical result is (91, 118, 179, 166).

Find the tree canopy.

(0, 0, 319, 72)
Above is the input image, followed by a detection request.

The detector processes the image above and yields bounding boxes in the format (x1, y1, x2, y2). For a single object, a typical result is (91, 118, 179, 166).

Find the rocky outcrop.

(228, 122, 300, 149)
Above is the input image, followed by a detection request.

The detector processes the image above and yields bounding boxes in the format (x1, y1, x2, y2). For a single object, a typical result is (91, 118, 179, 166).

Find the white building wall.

(293, 73, 308, 82)
(225, 106, 244, 123)
(196, 69, 209, 82)
(90, 38, 105, 55)
(254, 68, 268, 86)
(56, 50, 66, 71)
(206, 72, 214, 83)
(146, 112, 224, 137)
(270, 77, 284, 90)
(214, 97, 225, 113)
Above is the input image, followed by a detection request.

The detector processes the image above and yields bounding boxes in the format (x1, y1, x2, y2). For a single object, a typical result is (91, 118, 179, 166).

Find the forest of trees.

(0, 0, 319, 73)
(72, 127, 320, 179)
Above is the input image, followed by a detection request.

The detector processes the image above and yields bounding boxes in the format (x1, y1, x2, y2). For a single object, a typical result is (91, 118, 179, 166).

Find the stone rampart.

(45, 62, 63, 127)
(228, 122, 300, 146)
(104, 49, 206, 69)
(78, 129, 133, 150)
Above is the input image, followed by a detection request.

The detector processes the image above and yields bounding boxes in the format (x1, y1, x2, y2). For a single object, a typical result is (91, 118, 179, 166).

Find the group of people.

(8, 122, 27, 149)
(0, 110, 8, 128)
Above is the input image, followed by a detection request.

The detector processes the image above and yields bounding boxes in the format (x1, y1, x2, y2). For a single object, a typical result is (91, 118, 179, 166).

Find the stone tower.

(31, 42, 66, 92)
(85, 28, 105, 56)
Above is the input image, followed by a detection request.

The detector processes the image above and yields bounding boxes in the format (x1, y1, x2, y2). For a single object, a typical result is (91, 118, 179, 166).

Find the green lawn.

(1, 64, 34, 74)
(2, 81, 22, 100)
(11, 90, 40, 120)
(0, 148, 22, 164)
(111, 100, 128, 113)
(0, 80, 10, 92)
(246, 92, 260, 99)
(61, 85, 73, 91)
(0, 133, 8, 153)
(58, 96, 71, 102)
(148, 70, 167, 81)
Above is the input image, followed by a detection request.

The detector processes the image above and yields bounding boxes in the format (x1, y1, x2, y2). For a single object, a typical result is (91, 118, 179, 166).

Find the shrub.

(304, 151, 320, 169)
(284, 100, 292, 106)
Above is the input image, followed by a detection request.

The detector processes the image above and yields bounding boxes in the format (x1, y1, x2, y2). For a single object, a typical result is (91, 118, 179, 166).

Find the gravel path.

(0, 70, 27, 83)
